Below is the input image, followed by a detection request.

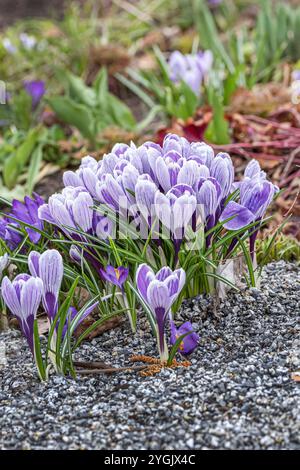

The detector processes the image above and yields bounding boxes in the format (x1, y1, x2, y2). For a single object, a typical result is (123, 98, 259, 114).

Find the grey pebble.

(0, 261, 299, 450)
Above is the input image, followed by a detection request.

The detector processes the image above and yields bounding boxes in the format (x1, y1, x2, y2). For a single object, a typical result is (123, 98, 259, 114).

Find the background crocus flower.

(170, 321, 199, 355)
(19, 33, 36, 50)
(1, 274, 43, 352)
(136, 264, 186, 361)
(24, 80, 45, 109)
(100, 265, 129, 290)
(208, 0, 223, 6)
(28, 249, 63, 320)
(168, 50, 213, 96)
(2, 38, 17, 54)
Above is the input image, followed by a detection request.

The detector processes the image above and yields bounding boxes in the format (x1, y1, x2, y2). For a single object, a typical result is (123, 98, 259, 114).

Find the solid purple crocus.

(1, 274, 43, 353)
(24, 80, 45, 109)
(0, 193, 44, 250)
(28, 249, 64, 320)
(170, 321, 199, 355)
(208, 0, 222, 6)
(10, 193, 45, 243)
(136, 264, 186, 361)
(100, 265, 129, 290)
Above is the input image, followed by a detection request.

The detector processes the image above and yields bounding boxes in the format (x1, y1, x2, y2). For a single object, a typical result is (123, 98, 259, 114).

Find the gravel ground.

(0, 261, 299, 450)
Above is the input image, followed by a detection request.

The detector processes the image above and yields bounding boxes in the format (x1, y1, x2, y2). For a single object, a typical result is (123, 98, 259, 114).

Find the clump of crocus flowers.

(0, 134, 278, 378)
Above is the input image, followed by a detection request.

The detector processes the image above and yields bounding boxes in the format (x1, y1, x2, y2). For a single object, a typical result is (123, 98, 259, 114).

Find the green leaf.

(26, 143, 43, 195)
(106, 93, 136, 130)
(205, 88, 230, 144)
(54, 276, 80, 372)
(47, 96, 95, 141)
(3, 127, 40, 189)
(64, 71, 96, 107)
(33, 319, 46, 381)
(94, 68, 108, 104)
(167, 331, 193, 366)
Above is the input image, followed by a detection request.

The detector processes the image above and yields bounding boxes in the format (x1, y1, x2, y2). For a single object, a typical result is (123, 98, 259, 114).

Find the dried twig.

(76, 365, 148, 375)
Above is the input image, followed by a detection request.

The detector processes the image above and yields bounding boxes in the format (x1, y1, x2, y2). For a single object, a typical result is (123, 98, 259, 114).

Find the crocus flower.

(220, 178, 277, 231)
(210, 152, 234, 201)
(38, 187, 111, 241)
(19, 33, 36, 50)
(100, 265, 129, 290)
(0, 253, 9, 279)
(0, 219, 22, 250)
(155, 184, 197, 240)
(136, 264, 186, 361)
(0, 193, 44, 250)
(2, 38, 17, 54)
(168, 50, 213, 96)
(208, 0, 222, 6)
(1, 274, 43, 352)
(28, 249, 63, 320)
(10, 193, 45, 243)
(24, 80, 45, 109)
(170, 321, 199, 355)
(291, 70, 300, 82)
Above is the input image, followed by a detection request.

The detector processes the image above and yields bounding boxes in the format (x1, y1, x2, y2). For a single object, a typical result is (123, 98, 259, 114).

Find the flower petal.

(220, 201, 254, 230)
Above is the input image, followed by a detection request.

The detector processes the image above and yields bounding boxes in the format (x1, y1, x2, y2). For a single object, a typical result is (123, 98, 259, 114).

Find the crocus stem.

(226, 237, 238, 257)
(122, 293, 136, 333)
(156, 312, 169, 362)
(249, 231, 258, 261)
(173, 239, 182, 266)
(249, 219, 261, 261)
(205, 215, 215, 248)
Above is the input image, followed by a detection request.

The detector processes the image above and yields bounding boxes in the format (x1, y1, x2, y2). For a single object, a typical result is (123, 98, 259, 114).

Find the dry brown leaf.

(73, 315, 124, 340)
(291, 372, 300, 382)
(229, 83, 292, 115)
(37, 315, 49, 335)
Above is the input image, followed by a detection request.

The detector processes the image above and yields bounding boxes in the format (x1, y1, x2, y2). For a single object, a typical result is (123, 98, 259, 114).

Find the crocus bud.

(210, 152, 234, 200)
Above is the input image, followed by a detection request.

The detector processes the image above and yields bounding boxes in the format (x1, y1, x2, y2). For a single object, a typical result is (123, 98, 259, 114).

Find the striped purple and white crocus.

(1, 274, 43, 353)
(28, 249, 64, 320)
(40, 134, 277, 261)
(136, 264, 186, 361)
